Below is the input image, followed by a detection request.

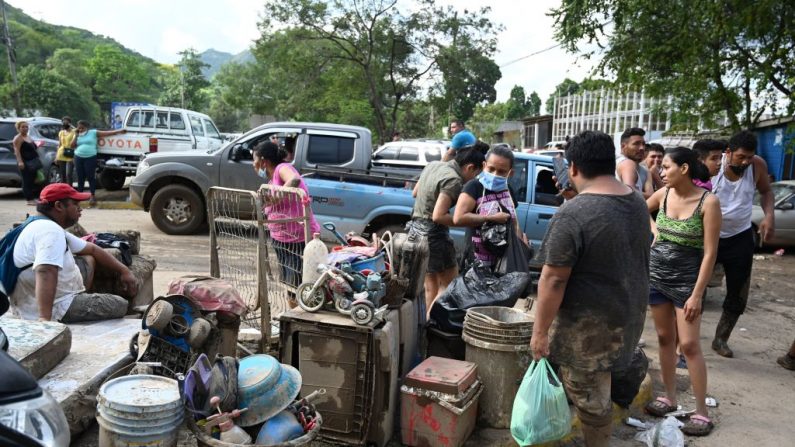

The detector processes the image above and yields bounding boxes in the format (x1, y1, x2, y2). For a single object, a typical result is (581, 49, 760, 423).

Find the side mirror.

(776, 201, 794, 211)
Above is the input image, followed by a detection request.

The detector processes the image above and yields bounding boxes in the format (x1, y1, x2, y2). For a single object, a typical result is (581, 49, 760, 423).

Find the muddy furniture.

(2, 317, 72, 379)
(279, 307, 399, 447)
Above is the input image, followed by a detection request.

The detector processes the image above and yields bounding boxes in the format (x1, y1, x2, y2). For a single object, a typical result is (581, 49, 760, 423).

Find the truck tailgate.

(97, 134, 151, 155)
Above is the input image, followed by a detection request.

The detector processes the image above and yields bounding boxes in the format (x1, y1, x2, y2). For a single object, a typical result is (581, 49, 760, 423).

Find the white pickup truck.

(96, 106, 224, 190)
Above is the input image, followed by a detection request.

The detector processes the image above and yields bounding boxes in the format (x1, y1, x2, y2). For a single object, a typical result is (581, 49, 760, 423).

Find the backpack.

(0, 216, 47, 303)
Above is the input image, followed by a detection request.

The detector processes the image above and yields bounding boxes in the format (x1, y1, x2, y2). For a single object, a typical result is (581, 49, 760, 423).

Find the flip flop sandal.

(682, 414, 714, 436)
(645, 396, 677, 417)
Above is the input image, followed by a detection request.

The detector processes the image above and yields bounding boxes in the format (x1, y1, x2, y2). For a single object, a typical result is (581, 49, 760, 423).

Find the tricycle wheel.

(334, 296, 352, 315)
(350, 302, 374, 325)
(297, 283, 325, 312)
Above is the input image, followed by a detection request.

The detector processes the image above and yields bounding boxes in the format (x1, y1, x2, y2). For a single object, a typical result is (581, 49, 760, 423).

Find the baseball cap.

(450, 129, 477, 150)
(38, 183, 91, 204)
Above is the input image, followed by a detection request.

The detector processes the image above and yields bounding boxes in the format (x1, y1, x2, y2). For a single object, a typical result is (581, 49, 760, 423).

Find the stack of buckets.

(461, 306, 533, 428)
(96, 375, 184, 447)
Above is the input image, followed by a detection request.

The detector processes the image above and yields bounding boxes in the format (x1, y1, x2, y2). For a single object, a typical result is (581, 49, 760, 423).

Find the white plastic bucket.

(96, 375, 183, 447)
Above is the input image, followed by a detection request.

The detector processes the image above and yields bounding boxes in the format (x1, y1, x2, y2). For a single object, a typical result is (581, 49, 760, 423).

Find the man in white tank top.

(710, 131, 775, 358)
(616, 127, 653, 198)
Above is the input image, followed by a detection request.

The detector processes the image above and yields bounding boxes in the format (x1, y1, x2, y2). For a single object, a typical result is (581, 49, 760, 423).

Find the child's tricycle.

(295, 263, 387, 325)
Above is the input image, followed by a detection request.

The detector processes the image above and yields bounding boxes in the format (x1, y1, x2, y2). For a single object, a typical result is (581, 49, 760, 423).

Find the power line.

(499, 43, 564, 68)
(499, 19, 613, 69)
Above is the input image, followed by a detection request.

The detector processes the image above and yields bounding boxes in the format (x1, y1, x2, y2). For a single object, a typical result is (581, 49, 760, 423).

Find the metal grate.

(207, 185, 311, 352)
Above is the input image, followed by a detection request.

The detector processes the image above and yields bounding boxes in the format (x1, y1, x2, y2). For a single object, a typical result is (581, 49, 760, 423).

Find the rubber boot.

(711, 311, 740, 358)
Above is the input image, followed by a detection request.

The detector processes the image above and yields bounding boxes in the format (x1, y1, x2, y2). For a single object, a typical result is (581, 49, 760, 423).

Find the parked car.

(131, 122, 390, 234)
(0, 117, 62, 188)
(752, 180, 795, 247)
(130, 122, 560, 252)
(371, 139, 449, 172)
(95, 106, 225, 190)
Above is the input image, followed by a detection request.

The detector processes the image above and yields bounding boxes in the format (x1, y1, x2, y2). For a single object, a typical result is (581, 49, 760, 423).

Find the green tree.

(505, 86, 542, 120)
(260, 0, 501, 143)
(46, 48, 91, 87)
(527, 91, 541, 116)
(8, 65, 100, 121)
(433, 37, 502, 124)
(159, 48, 211, 111)
(469, 101, 507, 142)
(545, 78, 579, 114)
(87, 45, 153, 113)
(550, 0, 795, 129)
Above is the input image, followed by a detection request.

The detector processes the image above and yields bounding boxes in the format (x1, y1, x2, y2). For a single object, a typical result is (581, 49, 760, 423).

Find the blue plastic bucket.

(350, 252, 386, 272)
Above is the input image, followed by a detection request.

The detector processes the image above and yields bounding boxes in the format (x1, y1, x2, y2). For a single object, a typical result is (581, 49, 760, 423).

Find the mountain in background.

(0, 3, 253, 82)
(0, 3, 157, 77)
(199, 49, 254, 79)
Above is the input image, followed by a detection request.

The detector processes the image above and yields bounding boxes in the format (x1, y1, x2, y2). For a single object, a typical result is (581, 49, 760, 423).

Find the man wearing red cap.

(6, 183, 138, 322)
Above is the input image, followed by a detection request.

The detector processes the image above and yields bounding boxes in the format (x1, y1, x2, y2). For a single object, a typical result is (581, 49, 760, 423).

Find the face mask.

(63, 123, 70, 129)
(478, 171, 508, 191)
(257, 168, 269, 180)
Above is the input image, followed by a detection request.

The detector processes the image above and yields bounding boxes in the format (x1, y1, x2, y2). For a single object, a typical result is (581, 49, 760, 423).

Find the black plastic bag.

(611, 347, 649, 408)
(481, 221, 509, 256)
(494, 223, 533, 277)
(429, 263, 531, 334)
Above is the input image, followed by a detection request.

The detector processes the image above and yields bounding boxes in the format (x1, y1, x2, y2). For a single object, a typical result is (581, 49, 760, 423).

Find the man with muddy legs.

(531, 131, 650, 446)
(710, 131, 775, 358)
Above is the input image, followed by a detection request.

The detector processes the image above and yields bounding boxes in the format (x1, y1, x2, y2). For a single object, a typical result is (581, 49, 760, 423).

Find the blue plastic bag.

(511, 358, 572, 445)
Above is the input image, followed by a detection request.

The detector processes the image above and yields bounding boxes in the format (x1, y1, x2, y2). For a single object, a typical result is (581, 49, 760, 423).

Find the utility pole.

(179, 65, 185, 109)
(1, 0, 21, 115)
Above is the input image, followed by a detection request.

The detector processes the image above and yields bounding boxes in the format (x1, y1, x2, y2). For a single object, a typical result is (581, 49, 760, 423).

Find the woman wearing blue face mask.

(453, 145, 528, 266)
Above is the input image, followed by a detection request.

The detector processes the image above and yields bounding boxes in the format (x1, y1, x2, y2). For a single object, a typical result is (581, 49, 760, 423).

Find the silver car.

(752, 180, 795, 247)
(0, 117, 62, 187)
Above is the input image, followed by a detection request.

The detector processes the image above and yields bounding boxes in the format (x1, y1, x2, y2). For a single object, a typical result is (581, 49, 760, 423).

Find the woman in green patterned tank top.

(645, 147, 722, 436)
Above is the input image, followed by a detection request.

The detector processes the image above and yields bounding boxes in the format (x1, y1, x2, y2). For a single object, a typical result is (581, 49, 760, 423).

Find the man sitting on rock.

(6, 183, 138, 322)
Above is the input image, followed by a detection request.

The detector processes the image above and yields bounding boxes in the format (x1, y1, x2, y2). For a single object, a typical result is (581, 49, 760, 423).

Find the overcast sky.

(13, 0, 598, 106)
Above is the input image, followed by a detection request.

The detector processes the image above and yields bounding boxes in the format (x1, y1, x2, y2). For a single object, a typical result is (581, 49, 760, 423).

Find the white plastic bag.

(634, 416, 684, 447)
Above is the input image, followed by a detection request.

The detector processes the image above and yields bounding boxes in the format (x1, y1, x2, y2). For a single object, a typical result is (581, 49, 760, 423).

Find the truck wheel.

(99, 169, 126, 191)
(150, 184, 205, 235)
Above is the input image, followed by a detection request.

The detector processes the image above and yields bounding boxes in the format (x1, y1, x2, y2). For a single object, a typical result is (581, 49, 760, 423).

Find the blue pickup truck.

(130, 122, 563, 248)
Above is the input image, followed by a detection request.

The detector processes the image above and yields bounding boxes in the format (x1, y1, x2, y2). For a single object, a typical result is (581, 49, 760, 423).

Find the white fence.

(552, 90, 673, 141)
